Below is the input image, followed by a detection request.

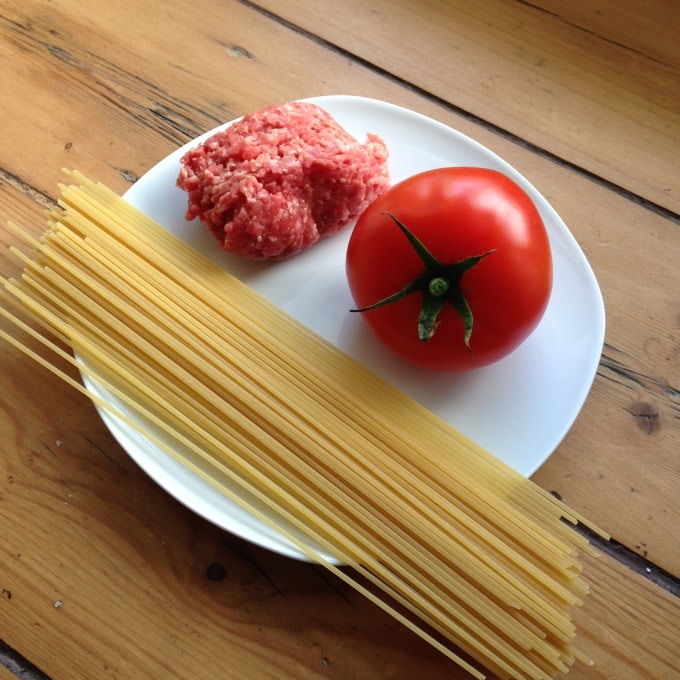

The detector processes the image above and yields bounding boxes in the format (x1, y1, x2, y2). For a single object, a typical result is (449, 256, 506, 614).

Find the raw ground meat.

(176, 101, 390, 260)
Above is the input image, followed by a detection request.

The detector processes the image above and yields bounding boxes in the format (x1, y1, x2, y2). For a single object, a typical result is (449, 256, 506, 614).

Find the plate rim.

(83, 94, 605, 561)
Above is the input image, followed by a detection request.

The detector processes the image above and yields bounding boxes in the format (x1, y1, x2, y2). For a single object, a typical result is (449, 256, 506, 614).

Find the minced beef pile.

(176, 101, 390, 260)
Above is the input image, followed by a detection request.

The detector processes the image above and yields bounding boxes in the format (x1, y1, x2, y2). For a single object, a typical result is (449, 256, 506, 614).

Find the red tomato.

(346, 167, 552, 372)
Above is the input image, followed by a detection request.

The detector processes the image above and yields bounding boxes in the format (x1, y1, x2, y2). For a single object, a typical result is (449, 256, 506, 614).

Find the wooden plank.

(0, 642, 47, 680)
(571, 551, 680, 680)
(0, 664, 22, 680)
(527, 0, 679, 64)
(255, 0, 680, 214)
(0, 661, 20, 680)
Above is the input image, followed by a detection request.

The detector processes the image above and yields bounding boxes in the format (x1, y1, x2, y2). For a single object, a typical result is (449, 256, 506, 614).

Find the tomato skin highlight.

(346, 167, 553, 372)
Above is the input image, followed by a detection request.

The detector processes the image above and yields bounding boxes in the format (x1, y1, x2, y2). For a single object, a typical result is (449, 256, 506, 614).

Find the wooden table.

(1, 0, 678, 677)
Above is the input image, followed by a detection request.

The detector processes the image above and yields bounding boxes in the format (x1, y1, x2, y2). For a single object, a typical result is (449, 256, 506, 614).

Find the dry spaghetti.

(0, 171, 603, 680)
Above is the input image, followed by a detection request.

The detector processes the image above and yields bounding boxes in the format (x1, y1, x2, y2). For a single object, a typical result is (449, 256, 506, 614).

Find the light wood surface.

(257, 0, 680, 213)
(1, 0, 678, 678)
(0, 663, 25, 680)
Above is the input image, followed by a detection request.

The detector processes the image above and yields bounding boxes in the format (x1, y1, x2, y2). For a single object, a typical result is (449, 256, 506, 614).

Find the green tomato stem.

(428, 277, 450, 297)
(350, 212, 496, 350)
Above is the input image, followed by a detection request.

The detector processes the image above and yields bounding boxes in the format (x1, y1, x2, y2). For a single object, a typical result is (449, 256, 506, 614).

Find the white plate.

(87, 95, 605, 561)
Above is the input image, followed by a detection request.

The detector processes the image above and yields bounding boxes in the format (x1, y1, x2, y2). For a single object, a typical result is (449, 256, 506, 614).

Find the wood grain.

(255, 0, 680, 214)
(571, 551, 680, 680)
(0, 0, 678, 678)
(0, 662, 27, 680)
